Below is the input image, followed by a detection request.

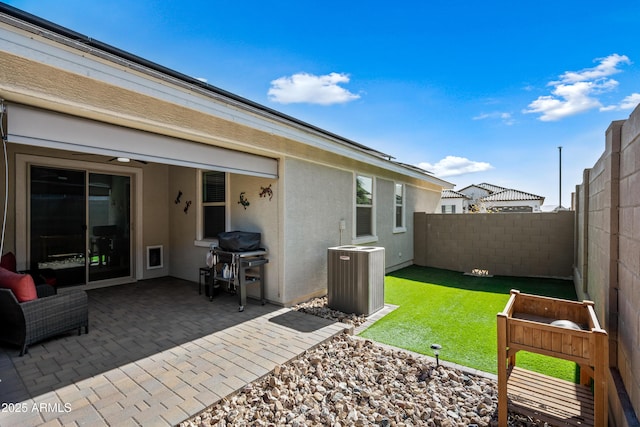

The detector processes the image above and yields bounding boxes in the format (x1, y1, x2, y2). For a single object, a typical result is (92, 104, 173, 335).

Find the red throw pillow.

(0, 266, 37, 302)
(0, 252, 17, 273)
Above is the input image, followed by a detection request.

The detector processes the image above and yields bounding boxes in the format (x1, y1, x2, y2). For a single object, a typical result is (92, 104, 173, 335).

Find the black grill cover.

(217, 231, 261, 252)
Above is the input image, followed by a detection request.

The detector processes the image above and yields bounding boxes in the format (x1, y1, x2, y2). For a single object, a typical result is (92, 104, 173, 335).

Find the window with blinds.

(202, 171, 226, 238)
(356, 175, 373, 237)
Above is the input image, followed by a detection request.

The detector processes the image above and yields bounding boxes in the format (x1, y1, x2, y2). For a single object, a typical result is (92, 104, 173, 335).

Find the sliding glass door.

(30, 166, 131, 287)
(30, 166, 86, 286)
(88, 173, 131, 282)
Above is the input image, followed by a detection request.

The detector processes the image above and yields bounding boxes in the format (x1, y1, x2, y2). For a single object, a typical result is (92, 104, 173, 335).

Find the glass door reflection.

(30, 166, 86, 286)
(88, 173, 131, 282)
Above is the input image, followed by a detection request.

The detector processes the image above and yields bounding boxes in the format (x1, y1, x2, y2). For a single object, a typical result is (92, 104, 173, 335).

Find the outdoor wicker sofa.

(0, 285, 89, 356)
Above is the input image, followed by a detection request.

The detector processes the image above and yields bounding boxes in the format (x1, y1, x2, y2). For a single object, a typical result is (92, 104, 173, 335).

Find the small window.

(394, 183, 405, 230)
(355, 175, 374, 237)
(441, 204, 456, 214)
(202, 171, 226, 239)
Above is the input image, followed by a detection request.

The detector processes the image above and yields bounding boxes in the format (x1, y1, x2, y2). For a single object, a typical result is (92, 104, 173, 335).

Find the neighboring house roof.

(458, 183, 544, 203)
(442, 189, 470, 199)
(480, 189, 545, 203)
(458, 184, 487, 194)
(475, 183, 508, 193)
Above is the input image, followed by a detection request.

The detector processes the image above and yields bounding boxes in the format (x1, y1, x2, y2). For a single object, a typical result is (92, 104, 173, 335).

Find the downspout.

(0, 100, 7, 257)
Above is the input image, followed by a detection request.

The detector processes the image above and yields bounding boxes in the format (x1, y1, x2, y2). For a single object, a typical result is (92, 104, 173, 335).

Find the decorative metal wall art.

(238, 192, 250, 209)
(259, 184, 273, 201)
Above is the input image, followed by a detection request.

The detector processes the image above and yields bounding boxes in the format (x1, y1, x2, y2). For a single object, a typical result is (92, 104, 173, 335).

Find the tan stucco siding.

(281, 159, 354, 305)
(141, 163, 170, 279)
(228, 173, 280, 302)
(167, 166, 199, 282)
(0, 50, 285, 158)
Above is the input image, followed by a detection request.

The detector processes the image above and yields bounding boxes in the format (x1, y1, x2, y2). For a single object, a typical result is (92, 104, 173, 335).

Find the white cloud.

(268, 72, 360, 105)
(473, 111, 515, 125)
(418, 156, 494, 177)
(525, 81, 606, 121)
(523, 54, 632, 121)
(619, 93, 640, 109)
(601, 92, 640, 111)
(555, 53, 629, 84)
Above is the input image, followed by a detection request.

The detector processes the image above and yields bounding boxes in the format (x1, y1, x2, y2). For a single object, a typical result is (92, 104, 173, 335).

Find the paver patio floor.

(0, 277, 351, 426)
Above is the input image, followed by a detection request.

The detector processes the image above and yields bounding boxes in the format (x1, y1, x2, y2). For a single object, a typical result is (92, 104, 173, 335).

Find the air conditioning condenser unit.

(327, 245, 385, 316)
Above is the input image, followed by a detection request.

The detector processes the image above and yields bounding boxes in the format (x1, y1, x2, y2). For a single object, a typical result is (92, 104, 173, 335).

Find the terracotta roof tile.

(442, 189, 470, 199)
(480, 189, 544, 202)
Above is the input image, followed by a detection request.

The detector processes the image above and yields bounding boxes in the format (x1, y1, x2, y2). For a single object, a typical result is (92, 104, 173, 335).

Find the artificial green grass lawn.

(359, 266, 580, 382)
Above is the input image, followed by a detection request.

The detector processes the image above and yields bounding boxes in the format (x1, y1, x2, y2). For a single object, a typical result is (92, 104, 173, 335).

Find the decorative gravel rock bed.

(181, 334, 542, 426)
(293, 296, 369, 329)
(181, 297, 544, 426)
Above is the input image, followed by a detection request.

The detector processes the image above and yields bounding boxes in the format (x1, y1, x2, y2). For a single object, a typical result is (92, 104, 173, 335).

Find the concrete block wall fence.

(413, 210, 574, 278)
(414, 103, 640, 425)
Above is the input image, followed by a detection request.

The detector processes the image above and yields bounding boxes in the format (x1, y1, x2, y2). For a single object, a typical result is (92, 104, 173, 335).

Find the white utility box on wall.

(327, 245, 385, 316)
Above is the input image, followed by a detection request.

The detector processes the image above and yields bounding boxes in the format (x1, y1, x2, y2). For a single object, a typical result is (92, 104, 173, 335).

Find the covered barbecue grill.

(207, 232, 268, 312)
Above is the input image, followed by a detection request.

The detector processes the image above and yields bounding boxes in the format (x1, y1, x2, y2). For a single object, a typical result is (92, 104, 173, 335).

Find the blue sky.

(6, 0, 640, 208)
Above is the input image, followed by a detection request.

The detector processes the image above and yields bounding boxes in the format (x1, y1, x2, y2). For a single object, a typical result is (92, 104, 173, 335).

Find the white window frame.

(393, 182, 406, 233)
(353, 173, 378, 244)
(441, 204, 456, 214)
(195, 170, 229, 246)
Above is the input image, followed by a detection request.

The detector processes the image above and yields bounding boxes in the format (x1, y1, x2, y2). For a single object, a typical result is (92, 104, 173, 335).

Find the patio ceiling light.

(108, 157, 148, 165)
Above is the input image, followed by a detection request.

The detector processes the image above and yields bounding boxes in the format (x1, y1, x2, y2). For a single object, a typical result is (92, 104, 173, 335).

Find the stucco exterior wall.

(167, 166, 201, 283)
(228, 173, 279, 302)
(574, 110, 640, 425)
(141, 163, 170, 279)
(435, 197, 466, 213)
(281, 159, 353, 305)
(380, 177, 442, 270)
(281, 158, 441, 306)
(414, 211, 575, 278)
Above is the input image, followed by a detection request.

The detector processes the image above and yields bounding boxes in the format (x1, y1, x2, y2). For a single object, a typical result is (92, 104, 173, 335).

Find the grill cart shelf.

(497, 290, 608, 427)
(207, 248, 268, 312)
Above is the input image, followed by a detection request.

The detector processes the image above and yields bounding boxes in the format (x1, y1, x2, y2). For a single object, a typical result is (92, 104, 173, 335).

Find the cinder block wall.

(574, 108, 640, 425)
(618, 110, 640, 426)
(414, 211, 574, 278)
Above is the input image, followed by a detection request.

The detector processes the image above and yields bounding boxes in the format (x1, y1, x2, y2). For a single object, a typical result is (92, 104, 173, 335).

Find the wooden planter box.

(497, 290, 608, 427)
